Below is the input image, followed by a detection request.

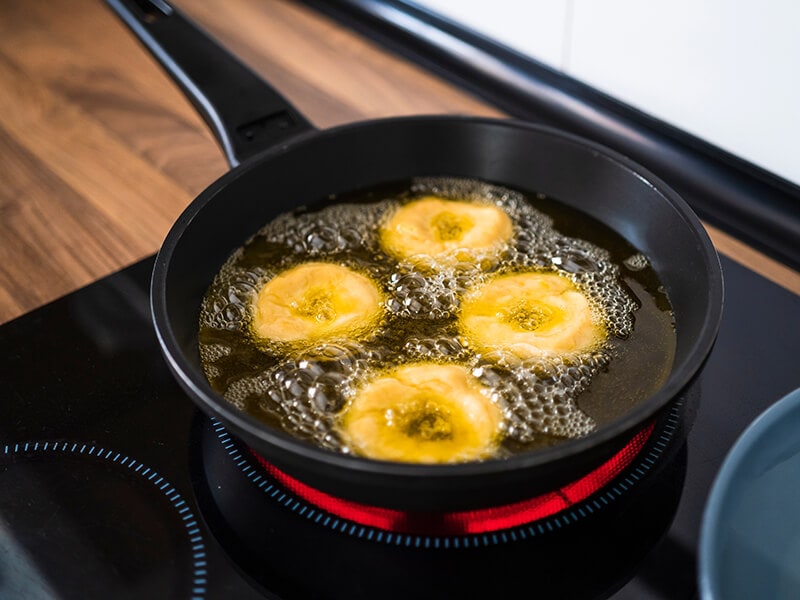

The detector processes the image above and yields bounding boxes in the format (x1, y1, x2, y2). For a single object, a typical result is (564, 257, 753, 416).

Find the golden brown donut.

(459, 271, 605, 359)
(251, 262, 384, 347)
(379, 196, 513, 266)
(339, 363, 503, 463)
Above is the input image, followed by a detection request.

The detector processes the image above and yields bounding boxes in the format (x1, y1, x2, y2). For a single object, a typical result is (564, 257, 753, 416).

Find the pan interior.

(197, 175, 675, 460)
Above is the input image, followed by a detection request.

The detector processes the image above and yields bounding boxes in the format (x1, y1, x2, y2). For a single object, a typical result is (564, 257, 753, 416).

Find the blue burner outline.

(211, 398, 682, 549)
(2, 440, 207, 599)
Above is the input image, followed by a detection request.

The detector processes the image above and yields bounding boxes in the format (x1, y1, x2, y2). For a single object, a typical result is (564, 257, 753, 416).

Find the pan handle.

(105, 0, 316, 168)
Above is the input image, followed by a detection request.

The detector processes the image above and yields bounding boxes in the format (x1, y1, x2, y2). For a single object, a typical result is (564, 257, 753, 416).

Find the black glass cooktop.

(1, 253, 799, 599)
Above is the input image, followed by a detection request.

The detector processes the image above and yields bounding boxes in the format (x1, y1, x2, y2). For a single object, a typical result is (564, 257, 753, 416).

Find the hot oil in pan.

(197, 177, 676, 461)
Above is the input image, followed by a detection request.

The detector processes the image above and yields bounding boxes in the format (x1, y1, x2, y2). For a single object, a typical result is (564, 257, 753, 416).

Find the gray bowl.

(699, 386, 800, 599)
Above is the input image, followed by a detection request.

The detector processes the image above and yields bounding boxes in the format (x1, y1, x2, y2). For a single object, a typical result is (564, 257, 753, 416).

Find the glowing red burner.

(250, 421, 655, 536)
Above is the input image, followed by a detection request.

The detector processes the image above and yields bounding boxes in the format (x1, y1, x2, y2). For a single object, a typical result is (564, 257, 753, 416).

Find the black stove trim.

(299, 0, 800, 273)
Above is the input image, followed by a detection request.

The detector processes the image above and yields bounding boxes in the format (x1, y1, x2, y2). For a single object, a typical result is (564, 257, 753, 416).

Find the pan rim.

(151, 114, 724, 481)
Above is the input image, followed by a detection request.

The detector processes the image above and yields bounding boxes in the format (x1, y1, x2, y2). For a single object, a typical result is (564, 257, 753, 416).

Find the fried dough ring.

(379, 196, 513, 266)
(251, 262, 383, 347)
(339, 363, 502, 463)
(459, 271, 605, 359)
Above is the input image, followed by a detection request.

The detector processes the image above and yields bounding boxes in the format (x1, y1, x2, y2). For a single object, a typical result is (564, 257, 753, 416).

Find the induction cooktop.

(2, 251, 799, 599)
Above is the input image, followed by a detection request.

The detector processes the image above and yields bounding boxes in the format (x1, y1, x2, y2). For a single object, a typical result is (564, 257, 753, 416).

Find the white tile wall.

(420, 0, 570, 68)
(417, 0, 800, 187)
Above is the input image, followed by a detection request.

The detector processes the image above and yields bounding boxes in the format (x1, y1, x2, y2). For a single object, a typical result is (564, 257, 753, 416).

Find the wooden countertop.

(1, 0, 798, 325)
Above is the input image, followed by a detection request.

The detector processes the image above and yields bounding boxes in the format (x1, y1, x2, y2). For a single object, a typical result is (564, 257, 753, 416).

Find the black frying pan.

(107, 0, 723, 511)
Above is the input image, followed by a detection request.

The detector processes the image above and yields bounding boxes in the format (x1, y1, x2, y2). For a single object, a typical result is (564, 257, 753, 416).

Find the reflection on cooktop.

(1, 441, 206, 600)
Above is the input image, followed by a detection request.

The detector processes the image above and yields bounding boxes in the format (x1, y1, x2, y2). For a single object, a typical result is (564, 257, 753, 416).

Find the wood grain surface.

(0, 0, 797, 325)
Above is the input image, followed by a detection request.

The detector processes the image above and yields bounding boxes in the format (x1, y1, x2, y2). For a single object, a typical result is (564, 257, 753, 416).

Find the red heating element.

(250, 421, 655, 536)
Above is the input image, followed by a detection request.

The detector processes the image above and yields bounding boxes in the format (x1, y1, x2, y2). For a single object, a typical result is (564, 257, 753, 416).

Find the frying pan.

(107, 0, 723, 511)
